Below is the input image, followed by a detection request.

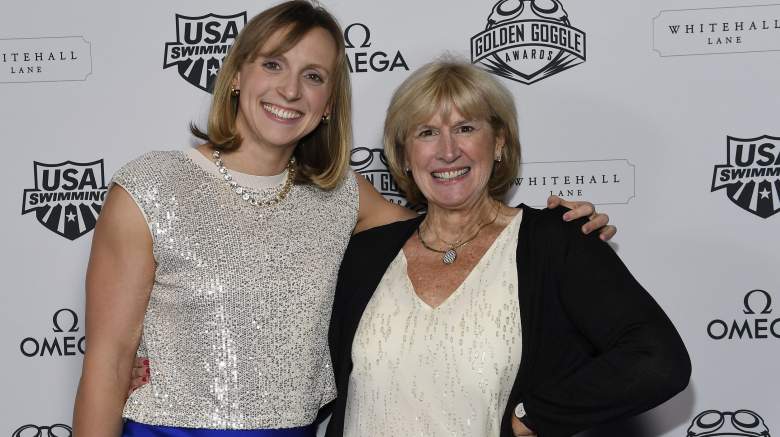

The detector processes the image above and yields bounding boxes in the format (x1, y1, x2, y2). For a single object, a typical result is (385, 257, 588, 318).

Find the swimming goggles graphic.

(688, 410, 770, 437)
(491, 0, 567, 20)
(12, 424, 72, 437)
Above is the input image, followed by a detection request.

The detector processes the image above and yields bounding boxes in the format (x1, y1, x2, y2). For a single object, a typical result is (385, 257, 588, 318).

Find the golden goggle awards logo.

(350, 147, 407, 206)
(471, 0, 586, 84)
(687, 410, 770, 437)
(13, 424, 72, 437)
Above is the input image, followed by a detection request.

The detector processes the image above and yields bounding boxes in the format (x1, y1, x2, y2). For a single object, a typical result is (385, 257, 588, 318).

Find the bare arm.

(354, 171, 415, 234)
(353, 174, 617, 238)
(73, 185, 155, 437)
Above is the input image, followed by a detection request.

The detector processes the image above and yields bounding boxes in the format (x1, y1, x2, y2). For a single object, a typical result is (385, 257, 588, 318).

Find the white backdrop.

(2, 0, 779, 436)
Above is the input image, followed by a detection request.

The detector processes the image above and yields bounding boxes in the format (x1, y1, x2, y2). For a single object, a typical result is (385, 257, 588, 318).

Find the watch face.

(514, 403, 527, 418)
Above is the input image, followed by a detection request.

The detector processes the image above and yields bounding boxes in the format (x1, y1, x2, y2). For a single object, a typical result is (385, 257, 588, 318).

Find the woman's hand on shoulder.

(128, 356, 151, 397)
(547, 195, 617, 241)
(354, 171, 416, 234)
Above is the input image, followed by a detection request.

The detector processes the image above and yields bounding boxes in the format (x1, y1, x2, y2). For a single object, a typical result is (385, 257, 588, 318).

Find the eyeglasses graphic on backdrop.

(488, 0, 570, 27)
(688, 410, 770, 437)
(12, 424, 72, 437)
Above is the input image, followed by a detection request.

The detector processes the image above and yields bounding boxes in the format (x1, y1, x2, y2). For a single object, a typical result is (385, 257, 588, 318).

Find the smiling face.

(405, 105, 504, 212)
(233, 26, 337, 154)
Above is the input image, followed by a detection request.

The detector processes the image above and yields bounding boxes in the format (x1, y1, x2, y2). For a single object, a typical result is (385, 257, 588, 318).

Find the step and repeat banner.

(1, 0, 778, 435)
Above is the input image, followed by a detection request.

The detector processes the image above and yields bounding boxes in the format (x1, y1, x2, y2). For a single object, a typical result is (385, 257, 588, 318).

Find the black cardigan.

(324, 205, 691, 437)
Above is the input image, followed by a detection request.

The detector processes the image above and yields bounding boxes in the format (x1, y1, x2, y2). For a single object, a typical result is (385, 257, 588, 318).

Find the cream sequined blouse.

(113, 149, 358, 429)
(345, 211, 523, 437)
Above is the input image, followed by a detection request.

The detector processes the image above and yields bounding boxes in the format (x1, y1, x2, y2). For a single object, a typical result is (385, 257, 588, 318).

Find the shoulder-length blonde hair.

(192, 0, 352, 190)
(383, 59, 521, 205)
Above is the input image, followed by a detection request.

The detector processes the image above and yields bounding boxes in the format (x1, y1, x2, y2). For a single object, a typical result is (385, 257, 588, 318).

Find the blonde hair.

(383, 58, 521, 204)
(192, 0, 352, 190)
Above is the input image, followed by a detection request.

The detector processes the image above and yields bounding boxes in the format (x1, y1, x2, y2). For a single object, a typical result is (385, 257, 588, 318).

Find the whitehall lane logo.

(653, 5, 780, 57)
(344, 23, 409, 73)
(350, 147, 407, 206)
(22, 159, 108, 240)
(0, 36, 92, 83)
(12, 424, 72, 437)
(707, 289, 779, 340)
(470, 0, 586, 84)
(507, 159, 635, 206)
(711, 135, 780, 219)
(163, 12, 246, 92)
(687, 409, 770, 436)
(19, 308, 86, 357)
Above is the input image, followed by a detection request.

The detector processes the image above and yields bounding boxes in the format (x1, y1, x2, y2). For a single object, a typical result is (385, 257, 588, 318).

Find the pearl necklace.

(212, 150, 296, 207)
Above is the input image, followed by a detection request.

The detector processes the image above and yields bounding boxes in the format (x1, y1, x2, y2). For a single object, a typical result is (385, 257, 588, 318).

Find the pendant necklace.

(417, 202, 500, 265)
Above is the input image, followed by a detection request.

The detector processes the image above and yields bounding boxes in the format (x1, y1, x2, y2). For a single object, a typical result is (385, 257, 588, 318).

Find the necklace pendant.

(442, 249, 457, 265)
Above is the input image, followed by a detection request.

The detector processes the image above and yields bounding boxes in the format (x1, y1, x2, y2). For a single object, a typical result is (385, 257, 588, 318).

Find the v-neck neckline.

(400, 210, 523, 310)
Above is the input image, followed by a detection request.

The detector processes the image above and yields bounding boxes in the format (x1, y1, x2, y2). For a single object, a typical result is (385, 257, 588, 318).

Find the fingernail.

(142, 376, 148, 382)
(563, 213, 571, 221)
(146, 367, 151, 375)
(143, 359, 149, 366)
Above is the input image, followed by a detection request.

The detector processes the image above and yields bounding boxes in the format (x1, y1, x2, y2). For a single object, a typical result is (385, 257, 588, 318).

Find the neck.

(424, 195, 497, 243)
(200, 141, 294, 176)
(211, 114, 297, 175)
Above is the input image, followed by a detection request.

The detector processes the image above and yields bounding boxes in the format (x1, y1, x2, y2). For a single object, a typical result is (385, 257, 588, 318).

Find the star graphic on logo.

(208, 66, 219, 77)
(759, 188, 771, 199)
(66, 212, 77, 222)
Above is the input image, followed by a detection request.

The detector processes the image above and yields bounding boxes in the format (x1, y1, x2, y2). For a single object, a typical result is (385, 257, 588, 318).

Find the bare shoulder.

(85, 185, 154, 333)
(354, 171, 416, 234)
(91, 185, 153, 256)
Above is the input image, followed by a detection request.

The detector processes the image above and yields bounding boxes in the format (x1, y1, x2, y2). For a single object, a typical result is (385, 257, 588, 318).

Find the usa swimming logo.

(163, 12, 246, 92)
(21, 159, 108, 240)
(711, 135, 780, 219)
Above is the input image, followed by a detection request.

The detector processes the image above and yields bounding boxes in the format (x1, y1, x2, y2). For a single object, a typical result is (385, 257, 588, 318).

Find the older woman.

(325, 60, 691, 437)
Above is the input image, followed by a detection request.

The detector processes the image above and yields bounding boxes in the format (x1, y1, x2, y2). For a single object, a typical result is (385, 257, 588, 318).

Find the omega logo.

(19, 308, 86, 357)
(707, 289, 779, 340)
(344, 23, 371, 49)
(343, 23, 409, 73)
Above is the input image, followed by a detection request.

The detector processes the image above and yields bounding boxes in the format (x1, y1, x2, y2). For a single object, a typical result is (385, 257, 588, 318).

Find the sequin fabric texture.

(345, 212, 523, 437)
(113, 151, 358, 428)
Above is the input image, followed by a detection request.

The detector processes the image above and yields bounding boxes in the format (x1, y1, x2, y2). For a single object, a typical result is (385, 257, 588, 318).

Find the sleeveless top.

(344, 211, 523, 437)
(112, 150, 359, 429)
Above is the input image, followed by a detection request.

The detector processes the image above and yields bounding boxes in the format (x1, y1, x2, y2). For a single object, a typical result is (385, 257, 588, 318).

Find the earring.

(321, 114, 330, 123)
(404, 167, 411, 173)
(230, 86, 240, 97)
(495, 153, 503, 162)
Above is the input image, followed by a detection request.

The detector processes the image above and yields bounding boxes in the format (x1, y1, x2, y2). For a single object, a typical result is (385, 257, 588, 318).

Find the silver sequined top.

(113, 150, 358, 429)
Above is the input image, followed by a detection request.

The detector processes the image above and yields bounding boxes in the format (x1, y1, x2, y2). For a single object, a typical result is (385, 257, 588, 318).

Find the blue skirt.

(122, 421, 315, 437)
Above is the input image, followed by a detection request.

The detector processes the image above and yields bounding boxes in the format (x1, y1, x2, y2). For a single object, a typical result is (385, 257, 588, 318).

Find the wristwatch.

(514, 402, 526, 419)
(514, 403, 534, 430)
